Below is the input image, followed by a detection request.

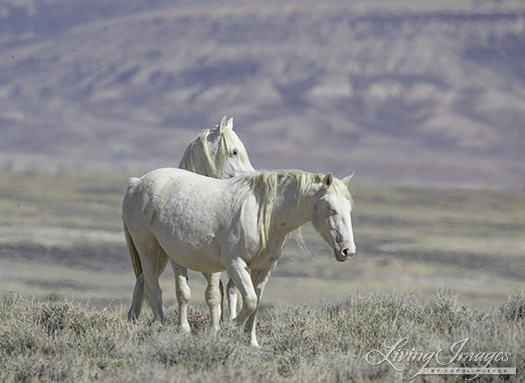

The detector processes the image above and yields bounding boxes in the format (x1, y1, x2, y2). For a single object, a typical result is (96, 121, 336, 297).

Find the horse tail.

(124, 220, 142, 279)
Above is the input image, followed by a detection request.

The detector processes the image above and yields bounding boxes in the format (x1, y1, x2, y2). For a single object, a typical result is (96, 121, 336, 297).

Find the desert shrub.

(0, 289, 522, 383)
(149, 331, 239, 371)
(37, 301, 72, 334)
(500, 290, 525, 321)
(423, 287, 473, 335)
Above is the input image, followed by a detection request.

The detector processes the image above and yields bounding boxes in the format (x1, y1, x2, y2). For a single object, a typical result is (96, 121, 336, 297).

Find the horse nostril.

(342, 248, 354, 258)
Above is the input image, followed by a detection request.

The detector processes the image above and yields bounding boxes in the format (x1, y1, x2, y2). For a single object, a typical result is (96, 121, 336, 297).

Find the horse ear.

(218, 116, 228, 133)
(342, 172, 355, 187)
(322, 173, 333, 190)
(128, 177, 140, 187)
(226, 117, 234, 130)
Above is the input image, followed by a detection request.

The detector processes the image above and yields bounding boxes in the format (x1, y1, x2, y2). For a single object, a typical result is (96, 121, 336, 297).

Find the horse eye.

(329, 208, 337, 215)
(230, 149, 238, 157)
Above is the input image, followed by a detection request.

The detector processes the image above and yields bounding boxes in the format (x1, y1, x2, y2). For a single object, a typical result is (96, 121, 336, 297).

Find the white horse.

(127, 116, 254, 330)
(123, 168, 356, 346)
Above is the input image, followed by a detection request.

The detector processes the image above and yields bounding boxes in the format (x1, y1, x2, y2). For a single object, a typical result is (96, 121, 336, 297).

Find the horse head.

(179, 116, 254, 178)
(311, 173, 356, 262)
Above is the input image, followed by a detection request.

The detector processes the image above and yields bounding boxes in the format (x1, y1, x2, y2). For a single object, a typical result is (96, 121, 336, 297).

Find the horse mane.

(178, 122, 250, 177)
(232, 170, 351, 256)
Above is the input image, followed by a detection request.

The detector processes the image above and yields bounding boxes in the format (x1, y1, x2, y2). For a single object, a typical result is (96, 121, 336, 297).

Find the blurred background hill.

(1, 1, 525, 309)
(1, 0, 525, 186)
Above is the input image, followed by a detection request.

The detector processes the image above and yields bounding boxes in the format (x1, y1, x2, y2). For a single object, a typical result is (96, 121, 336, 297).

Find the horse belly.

(155, 231, 225, 273)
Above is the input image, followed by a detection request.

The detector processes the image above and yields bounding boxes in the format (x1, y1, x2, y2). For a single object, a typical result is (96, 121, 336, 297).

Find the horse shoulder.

(220, 191, 261, 255)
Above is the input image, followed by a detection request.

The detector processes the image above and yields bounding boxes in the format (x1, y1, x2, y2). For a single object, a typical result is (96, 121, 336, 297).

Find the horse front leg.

(170, 260, 191, 333)
(243, 262, 276, 346)
(226, 258, 259, 346)
(203, 272, 222, 332)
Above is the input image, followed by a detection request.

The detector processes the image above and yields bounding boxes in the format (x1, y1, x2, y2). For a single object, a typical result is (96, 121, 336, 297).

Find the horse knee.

(243, 294, 258, 316)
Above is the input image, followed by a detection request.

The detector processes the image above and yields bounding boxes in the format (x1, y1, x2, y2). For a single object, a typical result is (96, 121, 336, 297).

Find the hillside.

(1, 0, 525, 185)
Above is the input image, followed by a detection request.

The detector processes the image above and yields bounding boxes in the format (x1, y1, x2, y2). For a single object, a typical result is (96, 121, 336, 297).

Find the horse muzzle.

(335, 245, 355, 262)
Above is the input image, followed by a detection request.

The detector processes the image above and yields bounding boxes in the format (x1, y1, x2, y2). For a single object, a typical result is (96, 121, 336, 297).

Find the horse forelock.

(330, 177, 354, 205)
(217, 126, 250, 165)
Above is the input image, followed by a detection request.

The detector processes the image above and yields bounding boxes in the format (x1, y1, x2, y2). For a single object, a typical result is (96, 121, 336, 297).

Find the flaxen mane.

(232, 170, 352, 255)
(178, 119, 249, 177)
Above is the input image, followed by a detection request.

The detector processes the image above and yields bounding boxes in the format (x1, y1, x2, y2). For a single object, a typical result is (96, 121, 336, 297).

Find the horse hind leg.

(136, 237, 169, 323)
(226, 276, 242, 321)
(171, 260, 191, 333)
(124, 221, 145, 321)
(128, 272, 145, 321)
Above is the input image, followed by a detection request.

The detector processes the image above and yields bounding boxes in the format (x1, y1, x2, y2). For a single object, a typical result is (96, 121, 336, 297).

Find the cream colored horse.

(127, 116, 253, 330)
(123, 169, 356, 346)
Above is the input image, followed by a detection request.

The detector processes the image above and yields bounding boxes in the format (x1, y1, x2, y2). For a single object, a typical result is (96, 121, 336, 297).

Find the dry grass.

(0, 288, 523, 382)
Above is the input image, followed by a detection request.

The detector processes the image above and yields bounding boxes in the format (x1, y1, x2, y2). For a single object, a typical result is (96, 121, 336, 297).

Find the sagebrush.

(0, 288, 523, 382)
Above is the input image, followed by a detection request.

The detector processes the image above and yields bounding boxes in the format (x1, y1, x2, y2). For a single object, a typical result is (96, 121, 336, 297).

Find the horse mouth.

(335, 250, 350, 262)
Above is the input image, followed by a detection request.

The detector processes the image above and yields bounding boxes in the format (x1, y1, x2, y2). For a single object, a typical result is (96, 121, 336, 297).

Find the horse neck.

(180, 136, 216, 176)
(271, 178, 319, 236)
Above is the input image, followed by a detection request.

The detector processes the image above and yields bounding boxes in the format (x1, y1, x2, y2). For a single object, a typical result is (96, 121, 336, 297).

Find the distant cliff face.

(1, 1, 524, 186)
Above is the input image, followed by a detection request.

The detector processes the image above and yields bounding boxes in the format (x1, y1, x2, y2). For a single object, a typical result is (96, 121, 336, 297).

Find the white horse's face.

(311, 175, 356, 262)
(195, 117, 254, 178)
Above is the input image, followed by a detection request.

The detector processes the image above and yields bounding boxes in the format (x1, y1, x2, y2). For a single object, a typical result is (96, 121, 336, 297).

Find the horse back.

(123, 168, 234, 254)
